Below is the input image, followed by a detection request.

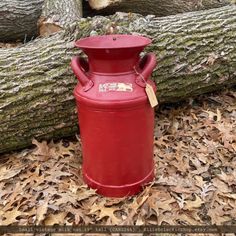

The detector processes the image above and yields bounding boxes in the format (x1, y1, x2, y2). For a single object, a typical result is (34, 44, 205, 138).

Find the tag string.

(133, 66, 147, 84)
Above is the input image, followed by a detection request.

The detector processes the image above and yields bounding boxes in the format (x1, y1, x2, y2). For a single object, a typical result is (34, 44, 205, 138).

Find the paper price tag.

(145, 83, 158, 108)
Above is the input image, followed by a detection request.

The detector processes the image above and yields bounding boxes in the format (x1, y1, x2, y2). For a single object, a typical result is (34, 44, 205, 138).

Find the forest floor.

(0, 87, 235, 234)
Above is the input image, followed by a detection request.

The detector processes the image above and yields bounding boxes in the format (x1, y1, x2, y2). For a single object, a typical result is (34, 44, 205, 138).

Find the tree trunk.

(0, 0, 83, 41)
(39, 0, 83, 37)
(0, 0, 44, 42)
(87, 0, 231, 16)
(1, 6, 236, 153)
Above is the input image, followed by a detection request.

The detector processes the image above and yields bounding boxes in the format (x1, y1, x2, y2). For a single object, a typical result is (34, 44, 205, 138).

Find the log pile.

(0, 0, 236, 153)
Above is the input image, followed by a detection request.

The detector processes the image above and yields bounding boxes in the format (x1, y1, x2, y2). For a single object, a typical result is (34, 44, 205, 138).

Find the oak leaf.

(194, 176, 205, 189)
(55, 141, 77, 158)
(36, 199, 49, 224)
(175, 194, 186, 209)
(68, 207, 93, 225)
(157, 212, 176, 225)
(1, 208, 27, 225)
(183, 194, 204, 210)
(219, 193, 236, 200)
(40, 23, 62, 37)
(203, 109, 221, 122)
(44, 212, 67, 225)
(89, 201, 121, 224)
(52, 192, 78, 206)
(32, 138, 52, 161)
(200, 184, 215, 200)
(45, 170, 72, 182)
(0, 164, 26, 181)
(212, 178, 230, 193)
(177, 213, 202, 225)
(217, 171, 236, 186)
(208, 206, 232, 224)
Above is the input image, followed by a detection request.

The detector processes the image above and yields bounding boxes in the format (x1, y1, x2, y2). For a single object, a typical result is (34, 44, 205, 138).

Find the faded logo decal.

(99, 83, 133, 92)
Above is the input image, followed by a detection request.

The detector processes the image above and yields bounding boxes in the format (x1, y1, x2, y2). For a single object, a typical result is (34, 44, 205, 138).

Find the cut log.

(1, 6, 236, 153)
(0, 0, 44, 42)
(87, 0, 231, 16)
(0, 0, 83, 42)
(39, 0, 83, 36)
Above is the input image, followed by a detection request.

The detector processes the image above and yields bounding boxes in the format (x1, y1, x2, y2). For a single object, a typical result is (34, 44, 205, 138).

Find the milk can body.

(71, 35, 157, 197)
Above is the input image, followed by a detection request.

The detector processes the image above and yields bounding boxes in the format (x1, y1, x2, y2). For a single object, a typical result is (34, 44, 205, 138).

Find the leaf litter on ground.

(0, 87, 235, 232)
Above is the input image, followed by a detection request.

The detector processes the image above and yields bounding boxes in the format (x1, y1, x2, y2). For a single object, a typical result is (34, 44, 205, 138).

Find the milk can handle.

(135, 53, 157, 87)
(71, 56, 94, 92)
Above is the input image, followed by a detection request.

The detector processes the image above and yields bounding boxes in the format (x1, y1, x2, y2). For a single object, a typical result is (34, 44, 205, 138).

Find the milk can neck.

(83, 48, 142, 74)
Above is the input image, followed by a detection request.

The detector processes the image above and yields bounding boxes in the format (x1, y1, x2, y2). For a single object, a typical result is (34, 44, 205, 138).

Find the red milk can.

(71, 34, 157, 197)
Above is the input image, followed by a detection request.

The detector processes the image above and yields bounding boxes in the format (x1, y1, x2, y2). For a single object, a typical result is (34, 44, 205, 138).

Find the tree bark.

(40, 0, 82, 28)
(0, 0, 44, 42)
(0, 0, 83, 41)
(1, 6, 236, 153)
(87, 0, 231, 16)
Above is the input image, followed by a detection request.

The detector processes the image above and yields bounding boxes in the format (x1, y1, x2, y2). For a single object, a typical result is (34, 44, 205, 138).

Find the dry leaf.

(32, 138, 52, 161)
(212, 178, 231, 193)
(219, 193, 236, 200)
(175, 194, 186, 209)
(157, 212, 176, 225)
(217, 171, 236, 186)
(177, 213, 201, 225)
(38, 17, 62, 37)
(44, 212, 67, 225)
(52, 192, 78, 206)
(194, 176, 205, 189)
(1, 207, 27, 225)
(208, 206, 232, 224)
(129, 189, 150, 214)
(36, 198, 49, 224)
(89, 201, 121, 224)
(0, 164, 26, 181)
(68, 207, 93, 225)
(200, 184, 215, 200)
(135, 215, 145, 225)
(183, 194, 204, 210)
(203, 109, 221, 121)
(45, 170, 72, 182)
